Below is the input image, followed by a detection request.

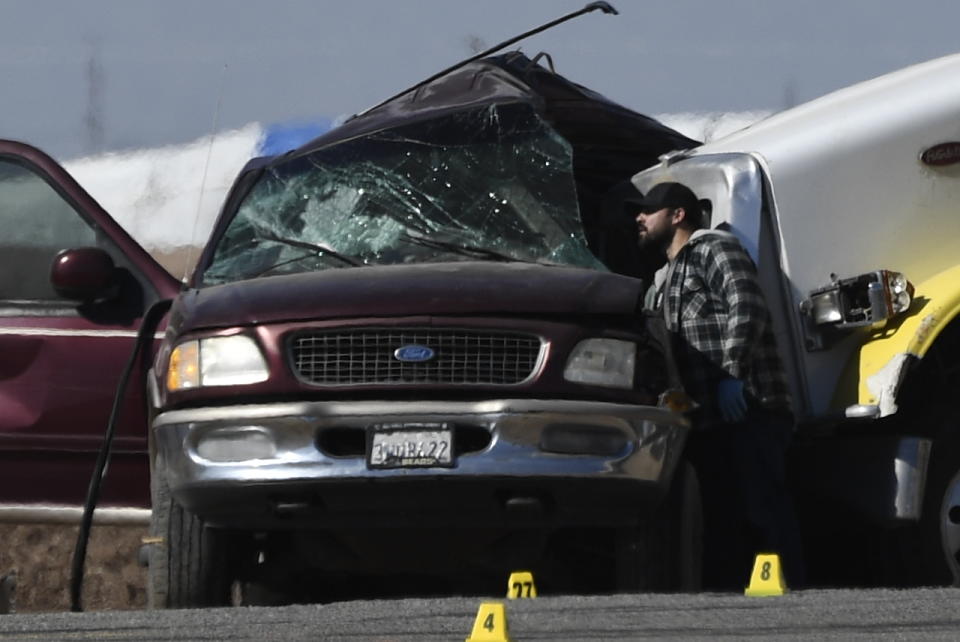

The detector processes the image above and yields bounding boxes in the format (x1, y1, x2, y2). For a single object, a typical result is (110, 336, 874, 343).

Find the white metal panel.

(677, 53, 960, 416)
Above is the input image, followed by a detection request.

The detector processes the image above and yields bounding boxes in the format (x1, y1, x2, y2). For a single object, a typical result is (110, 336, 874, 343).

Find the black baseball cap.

(636, 182, 701, 215)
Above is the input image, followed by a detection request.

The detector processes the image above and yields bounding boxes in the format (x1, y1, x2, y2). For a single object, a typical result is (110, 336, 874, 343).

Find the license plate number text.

(368, 428, 453, 468)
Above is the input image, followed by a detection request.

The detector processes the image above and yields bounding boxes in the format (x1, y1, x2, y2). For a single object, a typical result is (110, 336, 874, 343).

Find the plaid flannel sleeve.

(702, 237, 769, 381)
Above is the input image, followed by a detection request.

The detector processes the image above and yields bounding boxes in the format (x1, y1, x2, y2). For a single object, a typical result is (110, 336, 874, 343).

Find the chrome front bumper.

(153, 399, 689, 527)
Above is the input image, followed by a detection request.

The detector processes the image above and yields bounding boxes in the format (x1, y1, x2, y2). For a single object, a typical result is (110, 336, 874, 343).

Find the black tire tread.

(619, 461, 702, 592)
(148, 465, 233, 608)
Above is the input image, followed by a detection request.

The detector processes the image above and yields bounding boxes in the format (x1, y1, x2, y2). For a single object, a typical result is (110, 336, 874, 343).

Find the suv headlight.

(166, 335, 269, 391)
(563, 338, 636, 389)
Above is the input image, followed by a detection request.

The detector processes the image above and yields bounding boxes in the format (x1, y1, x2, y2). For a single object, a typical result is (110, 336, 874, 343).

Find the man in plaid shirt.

(635, 181, 804, 590)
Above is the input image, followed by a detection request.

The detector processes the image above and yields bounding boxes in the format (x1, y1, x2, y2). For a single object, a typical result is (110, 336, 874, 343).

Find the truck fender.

(852, 264, 960, 416)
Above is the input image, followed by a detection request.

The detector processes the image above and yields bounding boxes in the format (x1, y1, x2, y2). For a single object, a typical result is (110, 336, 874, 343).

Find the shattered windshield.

(201, 102, 605, 285)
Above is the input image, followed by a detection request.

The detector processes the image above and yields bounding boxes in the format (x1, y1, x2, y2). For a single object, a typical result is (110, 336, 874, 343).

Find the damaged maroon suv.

(146, 52, 701, 607)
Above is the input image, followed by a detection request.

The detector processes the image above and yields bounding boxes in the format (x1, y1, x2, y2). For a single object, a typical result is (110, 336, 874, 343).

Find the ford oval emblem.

(393, 345, 435, 362)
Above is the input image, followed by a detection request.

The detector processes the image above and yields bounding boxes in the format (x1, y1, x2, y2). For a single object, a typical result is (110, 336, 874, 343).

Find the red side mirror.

(50, 247, 117, 302)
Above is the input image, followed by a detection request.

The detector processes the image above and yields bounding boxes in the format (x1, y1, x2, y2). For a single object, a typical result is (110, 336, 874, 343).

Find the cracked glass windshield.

(201, 102, 605, 285)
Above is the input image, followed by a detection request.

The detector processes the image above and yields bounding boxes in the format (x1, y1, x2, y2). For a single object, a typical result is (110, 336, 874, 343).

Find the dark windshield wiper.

(244, 252, 327, 279)
(240, 232, 368, 279)
(258, 231, 365, 267)
(400, 232, 537, 264)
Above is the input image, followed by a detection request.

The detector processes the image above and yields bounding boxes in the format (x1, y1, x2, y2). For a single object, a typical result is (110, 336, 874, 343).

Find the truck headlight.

(166, 335, 269, 392)
(801, 269, 914, 330)
(887, 271, 912, 314)
(563, 338, 636, 389)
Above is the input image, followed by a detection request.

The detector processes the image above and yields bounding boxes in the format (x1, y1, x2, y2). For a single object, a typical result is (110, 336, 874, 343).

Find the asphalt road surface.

(1, 588, 959, 641)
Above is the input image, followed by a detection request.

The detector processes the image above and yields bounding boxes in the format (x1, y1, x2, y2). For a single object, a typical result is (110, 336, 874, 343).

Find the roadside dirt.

(0, 523, 147, 613)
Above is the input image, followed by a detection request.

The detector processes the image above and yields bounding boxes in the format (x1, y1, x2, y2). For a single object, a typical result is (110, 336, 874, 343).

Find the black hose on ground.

(69, 298, 173, 612)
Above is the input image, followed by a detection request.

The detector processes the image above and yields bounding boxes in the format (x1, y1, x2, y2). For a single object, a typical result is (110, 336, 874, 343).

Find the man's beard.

(638, 225, 673, 256)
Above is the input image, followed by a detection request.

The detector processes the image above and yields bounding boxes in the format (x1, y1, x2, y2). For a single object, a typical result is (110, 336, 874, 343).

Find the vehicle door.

(0, 140, 180, 514)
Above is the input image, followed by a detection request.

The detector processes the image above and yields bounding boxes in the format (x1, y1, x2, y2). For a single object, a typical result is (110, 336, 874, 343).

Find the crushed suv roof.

(297, 52, 699, 186)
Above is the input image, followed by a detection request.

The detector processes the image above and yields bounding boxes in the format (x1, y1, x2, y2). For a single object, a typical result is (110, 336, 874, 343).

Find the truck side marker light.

(466, 602, 511, 642)
(506, 570, 537, 599)
(745, 553, 787, 597)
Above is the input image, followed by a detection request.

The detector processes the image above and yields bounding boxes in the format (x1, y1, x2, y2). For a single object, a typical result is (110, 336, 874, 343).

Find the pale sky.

(3, 0, 959, 159)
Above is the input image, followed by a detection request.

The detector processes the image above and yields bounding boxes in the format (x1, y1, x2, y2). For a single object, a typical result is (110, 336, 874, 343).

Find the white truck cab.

(631, 52, 960, 586)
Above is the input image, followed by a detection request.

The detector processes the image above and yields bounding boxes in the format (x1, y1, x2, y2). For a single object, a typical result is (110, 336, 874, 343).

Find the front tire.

(935, 468, 960, 585)
(147, 462, 235, 608)
(617, 461, 702, 592)
(911, 435, 960, 586)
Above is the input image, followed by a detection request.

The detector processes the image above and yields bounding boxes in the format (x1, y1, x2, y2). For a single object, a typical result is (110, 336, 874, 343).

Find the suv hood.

(175, 262, 643, 332)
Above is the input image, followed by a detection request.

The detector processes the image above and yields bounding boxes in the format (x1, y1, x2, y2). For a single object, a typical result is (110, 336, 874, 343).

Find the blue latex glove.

(717, 378, 748, 423)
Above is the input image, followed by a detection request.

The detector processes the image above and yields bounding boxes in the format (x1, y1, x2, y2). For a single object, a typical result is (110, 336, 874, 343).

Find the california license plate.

(367, 423, 454, 469)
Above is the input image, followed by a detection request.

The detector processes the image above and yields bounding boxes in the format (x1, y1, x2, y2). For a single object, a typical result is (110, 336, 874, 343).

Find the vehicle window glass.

(0, 158, 99, 301)
(202, 102, 606, 285)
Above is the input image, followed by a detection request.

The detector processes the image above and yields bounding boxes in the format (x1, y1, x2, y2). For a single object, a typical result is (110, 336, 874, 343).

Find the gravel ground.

(4, 589, 960, 641)
(0, 523, 147, 613)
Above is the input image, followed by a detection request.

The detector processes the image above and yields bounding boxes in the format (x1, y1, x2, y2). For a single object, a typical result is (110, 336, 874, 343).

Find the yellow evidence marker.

(744, 552, 788, 597)
(506, 570, 537, 599)
(466, 602, 511, 642)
